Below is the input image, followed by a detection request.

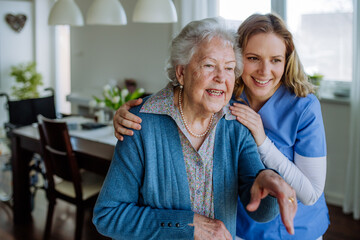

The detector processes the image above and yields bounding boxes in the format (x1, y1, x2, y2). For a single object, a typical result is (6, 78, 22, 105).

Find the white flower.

(121, 88, 129, 97)
(103, 84, 112, 92)
(88, 99, 97, 108)
(103, 87, 112, 100)
(112, 96, 120, 104)
(113, 87, 119, 94)
(98, 101, 106, 108)
(93, 83, 145, 111)
(121, 88, 129, 103)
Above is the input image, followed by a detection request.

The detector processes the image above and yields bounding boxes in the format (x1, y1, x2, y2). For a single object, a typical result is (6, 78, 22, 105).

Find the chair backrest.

(38, 115, 82, 199)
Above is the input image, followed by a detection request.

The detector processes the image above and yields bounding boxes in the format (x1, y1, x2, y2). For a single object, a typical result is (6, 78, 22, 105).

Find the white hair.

(166, 17, 243, 86)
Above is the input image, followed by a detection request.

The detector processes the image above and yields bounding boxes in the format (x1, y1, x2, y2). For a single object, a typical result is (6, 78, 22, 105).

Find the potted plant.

(10, 61, 43, 100)
(89, 84, 145, 123)
(308, 73, 324, 97)
(1, 61, 56, 127)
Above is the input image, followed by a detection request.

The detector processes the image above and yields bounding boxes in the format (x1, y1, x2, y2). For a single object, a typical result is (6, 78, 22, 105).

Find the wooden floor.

(323, 204, 360, 240)
(0, 190, 109, 240)
(0, 189, 359, 240)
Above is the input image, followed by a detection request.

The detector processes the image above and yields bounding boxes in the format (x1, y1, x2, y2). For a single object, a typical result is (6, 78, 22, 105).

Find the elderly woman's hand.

(191, 214, 232, 240)
(247, 169, 297, 235)
(113, 98, 143, 141)
(230, 103, 266, 146)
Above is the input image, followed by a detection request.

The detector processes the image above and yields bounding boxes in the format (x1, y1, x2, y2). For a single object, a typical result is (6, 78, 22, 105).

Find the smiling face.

(176, 37, 236, 117)
(242, 33, 286, 104)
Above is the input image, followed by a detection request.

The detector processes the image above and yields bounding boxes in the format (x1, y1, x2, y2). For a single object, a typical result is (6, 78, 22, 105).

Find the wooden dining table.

(10, 117, 116, 224)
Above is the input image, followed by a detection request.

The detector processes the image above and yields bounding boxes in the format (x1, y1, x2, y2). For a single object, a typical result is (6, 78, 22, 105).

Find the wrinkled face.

(242, 33, 286, 102)
(176, 37, 236, 115)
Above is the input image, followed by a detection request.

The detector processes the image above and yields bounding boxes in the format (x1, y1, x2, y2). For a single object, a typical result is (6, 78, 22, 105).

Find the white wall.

(34, 0, 53, 89)
(0, 0, 34, 125)
(70, 0, 174, 97)
(0, 0, 54, 126)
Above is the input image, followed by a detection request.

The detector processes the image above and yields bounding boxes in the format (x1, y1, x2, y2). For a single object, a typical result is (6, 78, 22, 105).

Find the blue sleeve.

(295, 97, 327, 157)
(92, 132, 194, 240)
(236, 125, 279, 222)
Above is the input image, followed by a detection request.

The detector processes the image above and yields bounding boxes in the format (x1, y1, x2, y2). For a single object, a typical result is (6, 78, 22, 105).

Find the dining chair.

(37, 115, 104, 240)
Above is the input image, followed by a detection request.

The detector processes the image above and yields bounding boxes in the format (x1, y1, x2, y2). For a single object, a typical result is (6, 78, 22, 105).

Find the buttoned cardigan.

(93, 96, 279, 240)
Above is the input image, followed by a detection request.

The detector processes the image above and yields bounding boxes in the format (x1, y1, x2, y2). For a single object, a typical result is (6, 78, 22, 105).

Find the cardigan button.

(176, 223, 180, 228)
(160, 222, 165, 227)
(168, 222, 172, 227)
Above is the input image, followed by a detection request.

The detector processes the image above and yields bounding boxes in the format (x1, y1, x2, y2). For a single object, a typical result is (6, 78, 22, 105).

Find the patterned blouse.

(140, 84, 235, 218)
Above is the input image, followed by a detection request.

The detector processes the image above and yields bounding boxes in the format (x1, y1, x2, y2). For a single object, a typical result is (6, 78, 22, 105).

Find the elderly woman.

(93, 18, 296, 240)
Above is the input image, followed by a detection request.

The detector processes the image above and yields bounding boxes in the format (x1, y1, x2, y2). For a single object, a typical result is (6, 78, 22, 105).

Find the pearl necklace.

(178, 86, 214, 138)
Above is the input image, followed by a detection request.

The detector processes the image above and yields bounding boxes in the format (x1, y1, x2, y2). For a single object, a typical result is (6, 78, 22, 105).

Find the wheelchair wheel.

(0, 154, 12, 202)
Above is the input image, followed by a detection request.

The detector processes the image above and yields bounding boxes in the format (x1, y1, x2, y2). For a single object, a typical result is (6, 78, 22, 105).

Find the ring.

(288, 197, 295, 203)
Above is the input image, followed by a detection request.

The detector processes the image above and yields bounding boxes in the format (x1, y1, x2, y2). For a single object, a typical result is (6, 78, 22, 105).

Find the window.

(55, 26, 71, 114)
(218, 0, 270, 29)
(216, 0, 356, 99)
(287, 0, 353, 83)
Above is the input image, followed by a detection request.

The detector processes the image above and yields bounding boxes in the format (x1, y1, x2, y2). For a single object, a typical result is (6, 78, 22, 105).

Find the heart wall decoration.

(5, 14, 27, 33)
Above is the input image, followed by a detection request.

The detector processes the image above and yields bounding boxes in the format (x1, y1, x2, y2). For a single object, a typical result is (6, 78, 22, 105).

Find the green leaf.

(9, 61, 43, 100)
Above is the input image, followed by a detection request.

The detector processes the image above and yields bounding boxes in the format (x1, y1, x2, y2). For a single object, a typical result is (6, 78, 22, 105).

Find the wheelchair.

(0, 88, 56, 210)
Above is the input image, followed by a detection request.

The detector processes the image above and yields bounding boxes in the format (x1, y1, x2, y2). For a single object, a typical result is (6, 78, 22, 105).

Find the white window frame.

(215, 0, 359, 102)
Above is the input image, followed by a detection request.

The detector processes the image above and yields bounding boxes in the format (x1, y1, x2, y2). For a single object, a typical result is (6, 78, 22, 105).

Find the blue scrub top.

(235, 84, 330, 240)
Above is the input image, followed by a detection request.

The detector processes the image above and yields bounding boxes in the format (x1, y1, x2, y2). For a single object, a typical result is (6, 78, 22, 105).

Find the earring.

(180, 85, 183, 89)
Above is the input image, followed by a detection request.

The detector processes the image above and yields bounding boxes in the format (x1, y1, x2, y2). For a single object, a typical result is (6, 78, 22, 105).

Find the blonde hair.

(234, 13, 314, 98)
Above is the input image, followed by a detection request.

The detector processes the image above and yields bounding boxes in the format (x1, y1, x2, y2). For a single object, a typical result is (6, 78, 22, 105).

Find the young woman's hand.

(230, 103, 266, 146)
(248, 169, 297, 235)
(113, 98, 143, 141)
(191, 214, 232, 240)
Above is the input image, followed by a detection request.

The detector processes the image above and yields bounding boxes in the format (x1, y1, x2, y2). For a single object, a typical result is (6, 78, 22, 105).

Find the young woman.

(112, 13, 328, 240)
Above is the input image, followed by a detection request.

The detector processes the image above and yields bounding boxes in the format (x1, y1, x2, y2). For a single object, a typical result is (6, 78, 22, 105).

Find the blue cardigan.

(93, 100, 279, 240)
